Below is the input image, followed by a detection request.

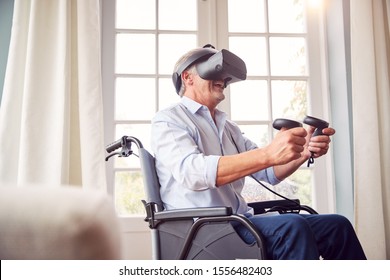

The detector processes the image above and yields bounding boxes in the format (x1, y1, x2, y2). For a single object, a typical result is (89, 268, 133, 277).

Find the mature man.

(151, 45, 366, 259)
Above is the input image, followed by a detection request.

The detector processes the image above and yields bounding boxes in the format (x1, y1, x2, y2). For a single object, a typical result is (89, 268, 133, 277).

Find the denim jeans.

(233, 213, 367, 260)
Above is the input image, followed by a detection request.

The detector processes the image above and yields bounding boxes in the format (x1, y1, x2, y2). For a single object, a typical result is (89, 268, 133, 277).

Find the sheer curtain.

(0, 0, 106, 190)
(351, 0, 390, 259)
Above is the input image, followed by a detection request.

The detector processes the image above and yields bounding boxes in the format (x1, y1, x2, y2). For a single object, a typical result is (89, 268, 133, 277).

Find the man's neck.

(184, 93, 218, 120)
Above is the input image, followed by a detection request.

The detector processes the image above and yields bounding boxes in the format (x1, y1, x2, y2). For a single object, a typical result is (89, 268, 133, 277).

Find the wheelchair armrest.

(153, 206, 233, 220)
(248, 199, 300, 213)
(178, 213, 267, 259)
(248, 199, 318, 214)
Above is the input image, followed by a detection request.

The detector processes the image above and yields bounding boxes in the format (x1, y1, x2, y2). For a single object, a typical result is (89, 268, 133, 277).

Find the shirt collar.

(181, 96, 203, 114)
(180, 96, 227, 132)
(180, 96, 225, 117)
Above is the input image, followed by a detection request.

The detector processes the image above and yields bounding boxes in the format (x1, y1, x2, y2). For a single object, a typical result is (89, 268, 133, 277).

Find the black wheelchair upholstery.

(106, 136, 318, 260)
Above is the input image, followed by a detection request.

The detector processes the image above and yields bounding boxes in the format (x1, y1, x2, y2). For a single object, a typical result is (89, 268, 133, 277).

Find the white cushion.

(0, 185, 121, 259)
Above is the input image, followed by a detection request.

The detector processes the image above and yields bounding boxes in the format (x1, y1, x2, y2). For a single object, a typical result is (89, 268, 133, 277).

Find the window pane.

(159, 0, 197, 30)
(229, 37, 268, 76)
(115, 78, 156, 120)
(242, 169, 312, 205)
(159, 34, 197, 74)
(228, 0, 266, 32)
(116, 0, 156, 29)
(116, 34, 155, 74)
(271, 80, 307, 120)
(230, 80, 269, 121)
(288, 169, 313, 206)
(114, 124, 152, 169)
(268, 0, 306, 33)
(159, 78, 181, 110)
(115, 171, 146, 216)
(239, 124, 269, 148)
(269, 37, 307, 76)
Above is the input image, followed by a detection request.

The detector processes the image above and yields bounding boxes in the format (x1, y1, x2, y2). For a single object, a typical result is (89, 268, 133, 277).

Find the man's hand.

(266, 127, 308, 166)
(306, 127, 336, 158)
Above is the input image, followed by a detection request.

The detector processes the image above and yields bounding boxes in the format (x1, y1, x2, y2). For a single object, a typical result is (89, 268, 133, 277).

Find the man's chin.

(216, 93, 225, 102)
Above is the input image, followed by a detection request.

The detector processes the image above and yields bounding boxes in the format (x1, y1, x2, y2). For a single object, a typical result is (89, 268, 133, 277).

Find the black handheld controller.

(303, 116, 329, 137)
(303, 115, 329, 167)
(272, 118, 302, 130)
(272, 116, 329, 167)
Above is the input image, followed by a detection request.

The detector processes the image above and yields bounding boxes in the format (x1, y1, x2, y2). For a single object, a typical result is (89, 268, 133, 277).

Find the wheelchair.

(106, 136, 317, 260)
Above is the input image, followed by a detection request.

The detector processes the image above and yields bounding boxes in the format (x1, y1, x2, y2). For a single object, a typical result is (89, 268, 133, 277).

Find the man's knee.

(268, 214, 313, 236)
(316, 214, 354, 232)
(331, 214, 353, 227)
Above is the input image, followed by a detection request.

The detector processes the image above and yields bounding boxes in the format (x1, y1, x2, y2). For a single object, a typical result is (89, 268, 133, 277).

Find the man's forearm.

(273, 154, 309, 181)
(216, 149, 273, 186)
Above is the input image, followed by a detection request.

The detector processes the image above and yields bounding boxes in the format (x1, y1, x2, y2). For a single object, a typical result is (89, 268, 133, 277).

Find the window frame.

(101, 0, 335, 217)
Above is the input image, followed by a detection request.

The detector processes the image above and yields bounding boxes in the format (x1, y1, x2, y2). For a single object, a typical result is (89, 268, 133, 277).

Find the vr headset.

(172, 45, 247, 94)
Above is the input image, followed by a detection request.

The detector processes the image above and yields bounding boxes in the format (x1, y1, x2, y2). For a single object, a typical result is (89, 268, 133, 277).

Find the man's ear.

(182, 70, 193, 86)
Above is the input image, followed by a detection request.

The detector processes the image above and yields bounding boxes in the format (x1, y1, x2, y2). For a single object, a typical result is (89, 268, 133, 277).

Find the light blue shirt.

(151, 96, 281, 215)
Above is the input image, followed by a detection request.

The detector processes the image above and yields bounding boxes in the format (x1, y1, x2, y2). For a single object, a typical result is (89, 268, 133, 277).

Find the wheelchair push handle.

(105, 135, 144, 161)
(106, 138, 124, 153)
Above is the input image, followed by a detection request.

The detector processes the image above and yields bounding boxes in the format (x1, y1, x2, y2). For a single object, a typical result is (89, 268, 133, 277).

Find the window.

(102, 0, 333, 216)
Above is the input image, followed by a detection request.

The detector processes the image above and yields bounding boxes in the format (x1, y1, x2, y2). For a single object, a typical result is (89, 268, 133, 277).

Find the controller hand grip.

(273, 118, 302, 130)
(303, 116, 329, 137)
(302, 116, 329, 167)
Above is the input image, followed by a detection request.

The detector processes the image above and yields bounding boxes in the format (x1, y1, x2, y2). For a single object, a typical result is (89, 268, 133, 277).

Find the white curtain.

(0, 0, 106, 190)
(351, 0, 390, 259)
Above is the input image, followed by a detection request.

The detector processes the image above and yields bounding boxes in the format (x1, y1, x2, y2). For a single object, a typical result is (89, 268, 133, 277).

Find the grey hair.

(173, 48, 203, 97)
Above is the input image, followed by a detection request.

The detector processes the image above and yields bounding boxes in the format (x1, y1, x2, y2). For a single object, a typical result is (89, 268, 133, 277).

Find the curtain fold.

(351, 0, 390, 259)
(0, 0, 106, 190)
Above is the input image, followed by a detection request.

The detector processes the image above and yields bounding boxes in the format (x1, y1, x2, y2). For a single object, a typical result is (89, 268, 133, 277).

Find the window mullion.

(305, 2, 334, 213)
(197, 0, 218, 46)
(213, 0, 231, 115)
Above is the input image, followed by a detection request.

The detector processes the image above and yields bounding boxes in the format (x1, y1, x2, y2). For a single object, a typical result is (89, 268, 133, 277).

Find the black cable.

(228, 128, 301, 211)
(249, 174, 301, 209)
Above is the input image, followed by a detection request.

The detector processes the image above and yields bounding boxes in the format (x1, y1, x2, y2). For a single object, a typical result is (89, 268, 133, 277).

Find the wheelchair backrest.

(138, 147, 164, 211)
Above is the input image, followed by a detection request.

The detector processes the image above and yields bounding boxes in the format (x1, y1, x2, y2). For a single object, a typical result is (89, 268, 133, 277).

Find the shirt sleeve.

(260, 166, 282, 185)
(229, 122, 281, 186)
(151, 110, 220, 191)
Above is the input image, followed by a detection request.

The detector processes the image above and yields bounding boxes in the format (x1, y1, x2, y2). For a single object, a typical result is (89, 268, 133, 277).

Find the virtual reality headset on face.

(172, 44, 247, 94)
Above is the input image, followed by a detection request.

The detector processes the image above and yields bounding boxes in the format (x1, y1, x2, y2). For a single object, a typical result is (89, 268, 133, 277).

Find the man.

(151, 45, 366, 259)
